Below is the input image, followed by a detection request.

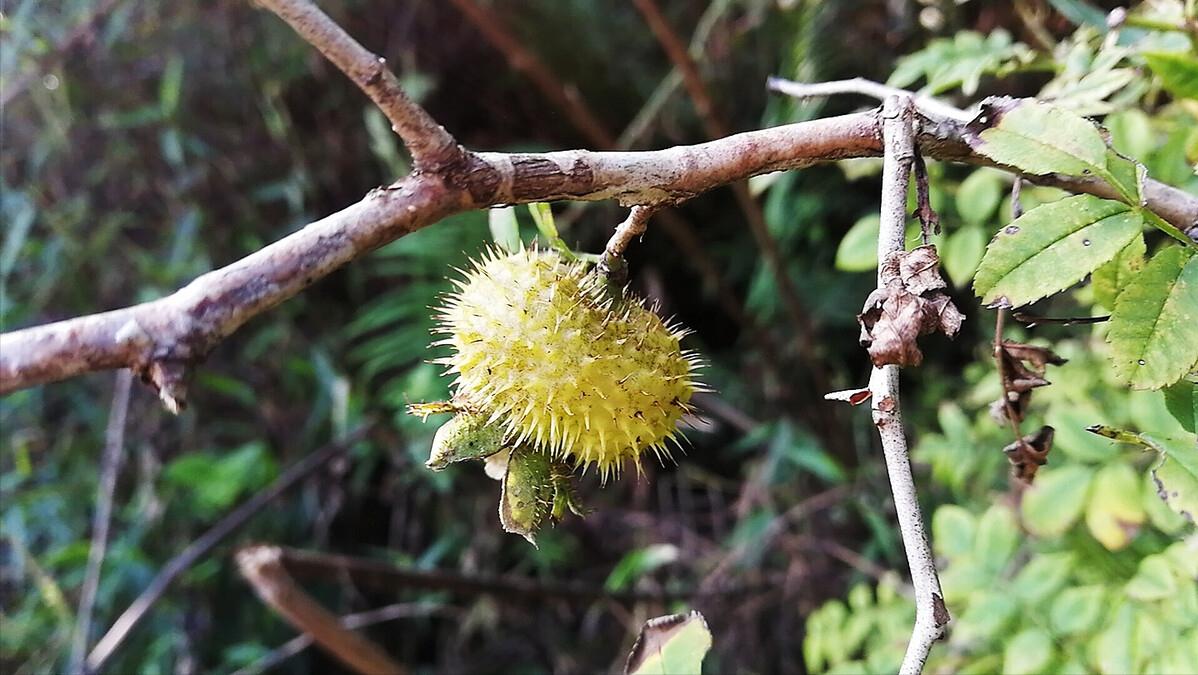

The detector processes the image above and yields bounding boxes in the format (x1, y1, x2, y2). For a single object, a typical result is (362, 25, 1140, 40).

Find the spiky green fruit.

(435, 248, 701, 479)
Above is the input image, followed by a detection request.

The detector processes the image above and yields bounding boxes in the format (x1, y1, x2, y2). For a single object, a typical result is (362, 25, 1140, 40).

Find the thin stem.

(446, 0, 616, 148)
(68, 369, 133, 673)
(994, 309, 1024, 442)
(768, 76, 973, 122)
(874, 95, 949, 675)
(86, 426, 372, 671)
(232, 603, 458, 675)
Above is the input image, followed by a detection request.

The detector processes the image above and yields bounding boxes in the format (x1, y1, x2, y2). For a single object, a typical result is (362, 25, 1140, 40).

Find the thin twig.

(253, 0, 460, 170)
(768, 76, 972, 122)
(237, 545, 405, 675)
(873, 96, 948, 674)
(272, 546, 759, 604)
(994, 309, 1024, 443)
(86, 426, 372, 671)
(232, 602, 458, 675)
(446, 0, 616, 148)
(68, 369, 133, 673)
(604, 205, 657, 261)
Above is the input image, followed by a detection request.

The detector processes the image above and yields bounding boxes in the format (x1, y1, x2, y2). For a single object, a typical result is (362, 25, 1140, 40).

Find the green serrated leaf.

(966, 98, 1107, 176)
(1151, 437, 1198, 524)
(1103, 148, 1146, 204)
(932, 504, 976, 559)
(1003, 628, 1054, 675)
(1142, 51, 1198, 101)
(488, 207, 521, 254)
(1085, 424, 1198, 528)
(1164, 380, 1197, 434)
(957, 169, 1003, 225)
(625, 611, 712, 675)
(1022, 464, 1094, 538)
(1092, 234, 1146, 309)
(973, 195, 1142, 307)
(943, 224, 987, 287)
(1107, 246, 1198, 389)
(834, 214, 880, 272)
(1050, 585, 1106, 636)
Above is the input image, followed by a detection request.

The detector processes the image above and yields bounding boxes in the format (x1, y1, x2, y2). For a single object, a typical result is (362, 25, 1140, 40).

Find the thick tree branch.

(253, 0, 461, 170)
(873, 96, 948, 674)
(2, 104, 1195, 397)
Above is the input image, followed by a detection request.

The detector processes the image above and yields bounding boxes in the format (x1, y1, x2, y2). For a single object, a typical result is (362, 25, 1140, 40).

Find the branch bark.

(873, 96, 948, 675)
(237, 545, 405, 675)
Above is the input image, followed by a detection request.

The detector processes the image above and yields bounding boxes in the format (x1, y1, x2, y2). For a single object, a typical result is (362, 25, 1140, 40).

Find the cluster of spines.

(432, 247, 707, 482)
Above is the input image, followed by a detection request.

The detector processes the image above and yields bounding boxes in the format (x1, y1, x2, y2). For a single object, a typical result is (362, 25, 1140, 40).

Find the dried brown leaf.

(1004, 425, 1054, 483)
(858, 245, 963, 367)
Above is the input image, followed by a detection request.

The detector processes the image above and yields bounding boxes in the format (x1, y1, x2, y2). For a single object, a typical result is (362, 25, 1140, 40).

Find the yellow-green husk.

(435, 248, 701, 479)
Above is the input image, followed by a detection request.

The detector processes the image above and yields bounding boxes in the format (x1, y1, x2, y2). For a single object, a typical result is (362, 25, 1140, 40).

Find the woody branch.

(1, 0, 1195, 405)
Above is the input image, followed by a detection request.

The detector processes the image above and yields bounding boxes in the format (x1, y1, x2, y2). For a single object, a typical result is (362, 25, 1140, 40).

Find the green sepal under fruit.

(500, 445, 554, 546)
(426, 412, 506, 471)
(551, 460, 587, 520)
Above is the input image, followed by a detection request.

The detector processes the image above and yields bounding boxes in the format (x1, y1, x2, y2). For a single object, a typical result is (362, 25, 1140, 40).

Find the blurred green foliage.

(2, 0, 1196, 674)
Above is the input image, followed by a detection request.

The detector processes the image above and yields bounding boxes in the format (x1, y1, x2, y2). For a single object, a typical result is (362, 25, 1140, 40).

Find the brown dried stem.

(237, 545, 405, 675)
(446, 0, 616, 148)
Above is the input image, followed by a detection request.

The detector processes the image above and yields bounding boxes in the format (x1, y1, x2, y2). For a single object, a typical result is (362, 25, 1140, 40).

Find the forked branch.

(1, 0, 1196, 404)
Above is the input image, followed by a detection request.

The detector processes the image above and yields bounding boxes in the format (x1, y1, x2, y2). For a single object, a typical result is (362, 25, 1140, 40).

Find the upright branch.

(68, 369, 132, 673)
(253, 0, 461, 171)
(871, 96, 949, 674)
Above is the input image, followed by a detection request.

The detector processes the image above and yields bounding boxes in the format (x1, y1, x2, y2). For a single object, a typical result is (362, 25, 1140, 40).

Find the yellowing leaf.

(1085, 463, 1145, 550)
(1091, 234, 1146, 310)
(625, 611, 712, 675)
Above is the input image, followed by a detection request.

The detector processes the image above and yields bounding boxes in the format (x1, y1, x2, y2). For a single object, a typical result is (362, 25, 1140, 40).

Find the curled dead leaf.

(1004, 425, 1054, 483)
(858, 245, 964, 367)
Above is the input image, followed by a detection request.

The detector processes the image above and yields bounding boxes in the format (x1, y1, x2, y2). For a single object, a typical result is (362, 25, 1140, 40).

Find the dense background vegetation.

(2, 0, 1195, 673)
